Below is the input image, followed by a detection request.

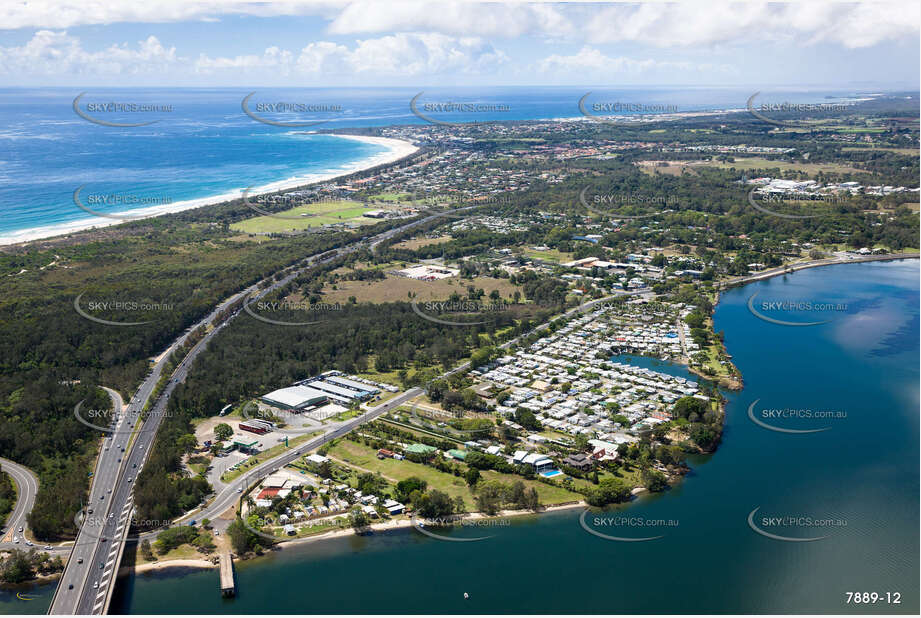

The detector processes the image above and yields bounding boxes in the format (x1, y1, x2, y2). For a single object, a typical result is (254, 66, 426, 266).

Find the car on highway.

(77, 557, 83, 564)
(44, 545, 52, 550)
(236, 487, 243, 493)
(25, 541, 33, 546)
(128, 477, 133, 482)
(68, 584, 73, 590)
(93, 581, 99, 589)
(87, 508, 93, 514)
(13, 537, 19, 544)
(18, 526, 23, 533)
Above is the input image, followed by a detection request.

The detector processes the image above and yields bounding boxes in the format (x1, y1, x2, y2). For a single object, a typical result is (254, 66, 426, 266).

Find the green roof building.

(446, 449, 467, 461)
(406, 443, 437, 455)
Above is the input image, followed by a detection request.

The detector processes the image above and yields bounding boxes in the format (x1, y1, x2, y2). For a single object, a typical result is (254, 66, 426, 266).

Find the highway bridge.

(47, 205, 476, 614)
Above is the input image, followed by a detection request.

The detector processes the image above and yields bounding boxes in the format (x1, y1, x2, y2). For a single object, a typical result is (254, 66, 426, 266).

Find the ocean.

(0, 86, 869, 244)
(3, 259, 916, 614)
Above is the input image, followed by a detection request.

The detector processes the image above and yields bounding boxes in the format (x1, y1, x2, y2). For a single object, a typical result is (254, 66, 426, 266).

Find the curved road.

(49, 205, 481, 614)
(0, 457, 39, 548)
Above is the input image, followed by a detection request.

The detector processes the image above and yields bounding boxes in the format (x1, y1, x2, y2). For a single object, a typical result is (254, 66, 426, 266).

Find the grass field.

(392, 235, 453, 250)
(367, 192, 413, 202)
(322, 273, 522, 304)
(230, 200, 383, 234)
(327, 439, 583, 508)
(841, 146, 918, 155)
(522, 247, 574, 263)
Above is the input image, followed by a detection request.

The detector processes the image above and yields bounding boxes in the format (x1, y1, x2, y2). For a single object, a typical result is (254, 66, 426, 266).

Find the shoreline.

(120, 502, 585, 576)
(118, 256, 921, 577)
(0, 134, 418, 248)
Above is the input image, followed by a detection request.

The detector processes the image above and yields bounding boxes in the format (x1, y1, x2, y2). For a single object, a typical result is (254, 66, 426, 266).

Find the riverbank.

(119, 501, 586, 576)
(118, 558, 217, 577)
(271, 501, 587, 552)
(721, 252, 920, 290)
(0, 134, 418, 248)
(101, 260, 921, 614)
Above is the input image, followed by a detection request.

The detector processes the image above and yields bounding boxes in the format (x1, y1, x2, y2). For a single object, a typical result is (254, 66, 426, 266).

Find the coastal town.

(0, 28, 916, 614)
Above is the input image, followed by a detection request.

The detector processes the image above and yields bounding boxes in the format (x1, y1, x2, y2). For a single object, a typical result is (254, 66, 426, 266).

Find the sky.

(0, 1, 918, 88)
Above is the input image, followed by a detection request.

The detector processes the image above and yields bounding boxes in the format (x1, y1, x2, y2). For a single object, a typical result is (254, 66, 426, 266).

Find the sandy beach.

(120, 558, 217, 577)
(0, 134, 418, 247)
(119, 502, 585, 575)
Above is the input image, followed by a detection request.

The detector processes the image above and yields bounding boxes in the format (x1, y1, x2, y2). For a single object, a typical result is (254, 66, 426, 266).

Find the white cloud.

(0, 0, 342, 30)
(0, 30, 177, 75)
(1, 1, 916, 52)
(328, 1, 573, 39)
(584, 2, 920, 49)
(194, 33, 507, 76)
(0, 29, 504, 78)
(537, 46, 734, 76)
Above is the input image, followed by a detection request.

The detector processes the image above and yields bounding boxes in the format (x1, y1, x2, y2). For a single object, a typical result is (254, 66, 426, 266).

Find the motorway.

(0, 457, 40, 549)
(48, 206, 478, 614)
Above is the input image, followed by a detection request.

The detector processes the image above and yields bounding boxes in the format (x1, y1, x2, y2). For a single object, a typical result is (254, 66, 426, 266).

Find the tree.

(416, 489, 455, 518)
(585, 477, 631, 506)
(214, 423, 233, 441)
(464, 467, 481, 487)
(348, 506, 370, 530)
(317, 460, 333, 479)
(176, 433, 198, 455)
(227, 517, 258, 554)
(644, 469, 669, 492)
(0, 549, 35, 583)
(395, 477, 427, 502)
(672, 396, 708, 420)
(474, 480, 507, 515)
(140, 539, 155, 561)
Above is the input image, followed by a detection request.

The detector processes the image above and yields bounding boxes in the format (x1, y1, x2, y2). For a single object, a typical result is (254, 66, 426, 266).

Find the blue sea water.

(0, 86, 867, 242)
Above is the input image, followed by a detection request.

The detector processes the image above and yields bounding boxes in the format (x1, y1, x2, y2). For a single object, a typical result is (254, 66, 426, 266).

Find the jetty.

(219, 552, 235, 597)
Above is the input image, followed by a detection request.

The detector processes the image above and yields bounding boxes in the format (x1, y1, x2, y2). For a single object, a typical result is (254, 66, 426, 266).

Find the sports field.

(230, 200, 382, 234)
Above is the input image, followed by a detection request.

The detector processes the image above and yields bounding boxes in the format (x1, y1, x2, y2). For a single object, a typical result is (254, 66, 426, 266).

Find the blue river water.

(4, 259, 915, 614)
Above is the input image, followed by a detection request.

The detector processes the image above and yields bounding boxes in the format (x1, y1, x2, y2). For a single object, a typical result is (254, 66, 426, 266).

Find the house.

(283, 524, 296, 536)
(521, 452, 554, 473)
(446, 449, 467, 461)
(562, 452, 593, 472)
(589, 439, 621, 460)
(306, 453, 329, 465)
(377, 449, 395, 459)
(383, 499, 405, 515)
(405, 443, 438, 457)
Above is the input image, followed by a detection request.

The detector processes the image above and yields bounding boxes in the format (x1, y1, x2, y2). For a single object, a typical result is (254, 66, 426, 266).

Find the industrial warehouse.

(260, 371, 386, 411)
